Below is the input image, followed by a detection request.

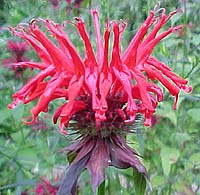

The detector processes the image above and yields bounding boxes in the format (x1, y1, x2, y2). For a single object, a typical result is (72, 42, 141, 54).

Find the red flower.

(2, 40, 30, 77)
(8, 9, 191, 133)
(34, 177, 59, 195)
(32, 118, 48, 131)
(66, 0, 83, 12)
(8, 7, 192, 194)
(49, 0, 59, 10)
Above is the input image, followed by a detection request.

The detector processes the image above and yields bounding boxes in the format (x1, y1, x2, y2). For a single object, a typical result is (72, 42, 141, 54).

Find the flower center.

(71, 95, 129, 137)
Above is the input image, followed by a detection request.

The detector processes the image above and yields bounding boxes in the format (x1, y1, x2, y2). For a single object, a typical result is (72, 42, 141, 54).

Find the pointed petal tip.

(144, 117, 152, 126)
(22, 115, 36, 125)
(7, 102, 17, 109)
(91, 9, 98, 15)
(124, 115, 136, 124)
(7, 98, 22, 109)
(183, 85, 192, 93)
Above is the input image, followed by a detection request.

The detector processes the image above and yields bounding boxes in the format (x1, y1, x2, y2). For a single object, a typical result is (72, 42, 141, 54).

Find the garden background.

(0, 0, 199, 194)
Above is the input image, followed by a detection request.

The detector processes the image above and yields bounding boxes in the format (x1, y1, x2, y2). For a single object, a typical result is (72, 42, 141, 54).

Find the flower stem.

(98, 180, 105, 195)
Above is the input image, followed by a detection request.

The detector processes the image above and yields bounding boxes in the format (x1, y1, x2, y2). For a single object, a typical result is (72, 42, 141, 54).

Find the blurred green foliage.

(0, 0, 200, 194)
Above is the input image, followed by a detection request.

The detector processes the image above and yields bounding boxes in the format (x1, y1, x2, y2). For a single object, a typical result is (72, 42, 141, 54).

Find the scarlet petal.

(45, 20, 84, 75)
(131, 69, 154, 111)
(92, 10, 103, 67)
(59, 100, 86, 134)
(137, 28, 174, 65)
(145, 65, 180, 97)
(30, 73, 65, 120)
(29, 22, 73, 72)
(123, 11, 154, 68)
(8, 65, 55, 109)
(12, 62, 46, 70)
(99, 72, 112, 113)
(11, 30, 52, 65)
(76, 18, 100, 113)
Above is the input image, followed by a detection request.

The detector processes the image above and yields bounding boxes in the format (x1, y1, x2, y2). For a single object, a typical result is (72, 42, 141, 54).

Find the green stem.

(182, 0, 188, 76)
(20, 128, 25, 144)
(101, 0, 109, 22)
(168, 181, 172, 195)
(98, 180, 105, 195)
(0, 150, 33, 174)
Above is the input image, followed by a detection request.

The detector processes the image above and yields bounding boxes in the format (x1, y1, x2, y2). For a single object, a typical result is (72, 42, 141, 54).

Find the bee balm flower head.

(8, 7, 191, 194)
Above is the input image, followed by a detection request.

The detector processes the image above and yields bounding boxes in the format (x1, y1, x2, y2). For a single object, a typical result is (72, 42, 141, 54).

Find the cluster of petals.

(49, 0, 83, 12)
(2, 40, 30, 77)
(7, 40, 28, 55)
(34, 177, 59, 195)
(8, 8, 191, 134)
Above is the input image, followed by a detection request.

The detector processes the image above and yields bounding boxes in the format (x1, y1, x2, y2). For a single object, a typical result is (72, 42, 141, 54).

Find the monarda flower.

(34, 177, 59, 195)
(32, 118, 48, 132)
(2, 40, 30, 77)
(49, 0, 59, 10)
(66, 0, 83, 16)
(8, 7, 191, 195)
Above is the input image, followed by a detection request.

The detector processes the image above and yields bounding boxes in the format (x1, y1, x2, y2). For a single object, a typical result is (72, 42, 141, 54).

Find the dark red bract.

(58, 134, 147, 194)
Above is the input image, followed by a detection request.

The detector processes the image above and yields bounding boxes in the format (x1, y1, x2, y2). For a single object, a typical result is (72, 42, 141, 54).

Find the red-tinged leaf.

(111, 135, 147, 176)
(86, 139, 110, 194)
(73, 138, 95, 164)
(57, 153, 90, 195)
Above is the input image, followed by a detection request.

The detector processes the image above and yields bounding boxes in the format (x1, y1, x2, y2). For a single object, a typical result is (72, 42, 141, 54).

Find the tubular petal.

(8, 9, 191, 131)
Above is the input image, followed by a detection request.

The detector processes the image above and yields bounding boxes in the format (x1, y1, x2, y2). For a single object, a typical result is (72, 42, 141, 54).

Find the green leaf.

(11, 102, 24, 123)
(0, 180, 35, 191)
(0, 108, 12, 123)
(10, 129, 29, 144)
(156, 102, 177, 126)
(151, 175, 165, 188)
(98, 180, 105, 195)
(171, 132, 191, 145)
(160, 146, 180, 176)
(189, 153, 200, 169)
(17, 148, 38, 168)
(67, 151, 77, 164)
(82, 0, 90, 8)
(47, 136, 59, 150)
(187, 108, 200, 123)
(133, 169, 146, 195)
